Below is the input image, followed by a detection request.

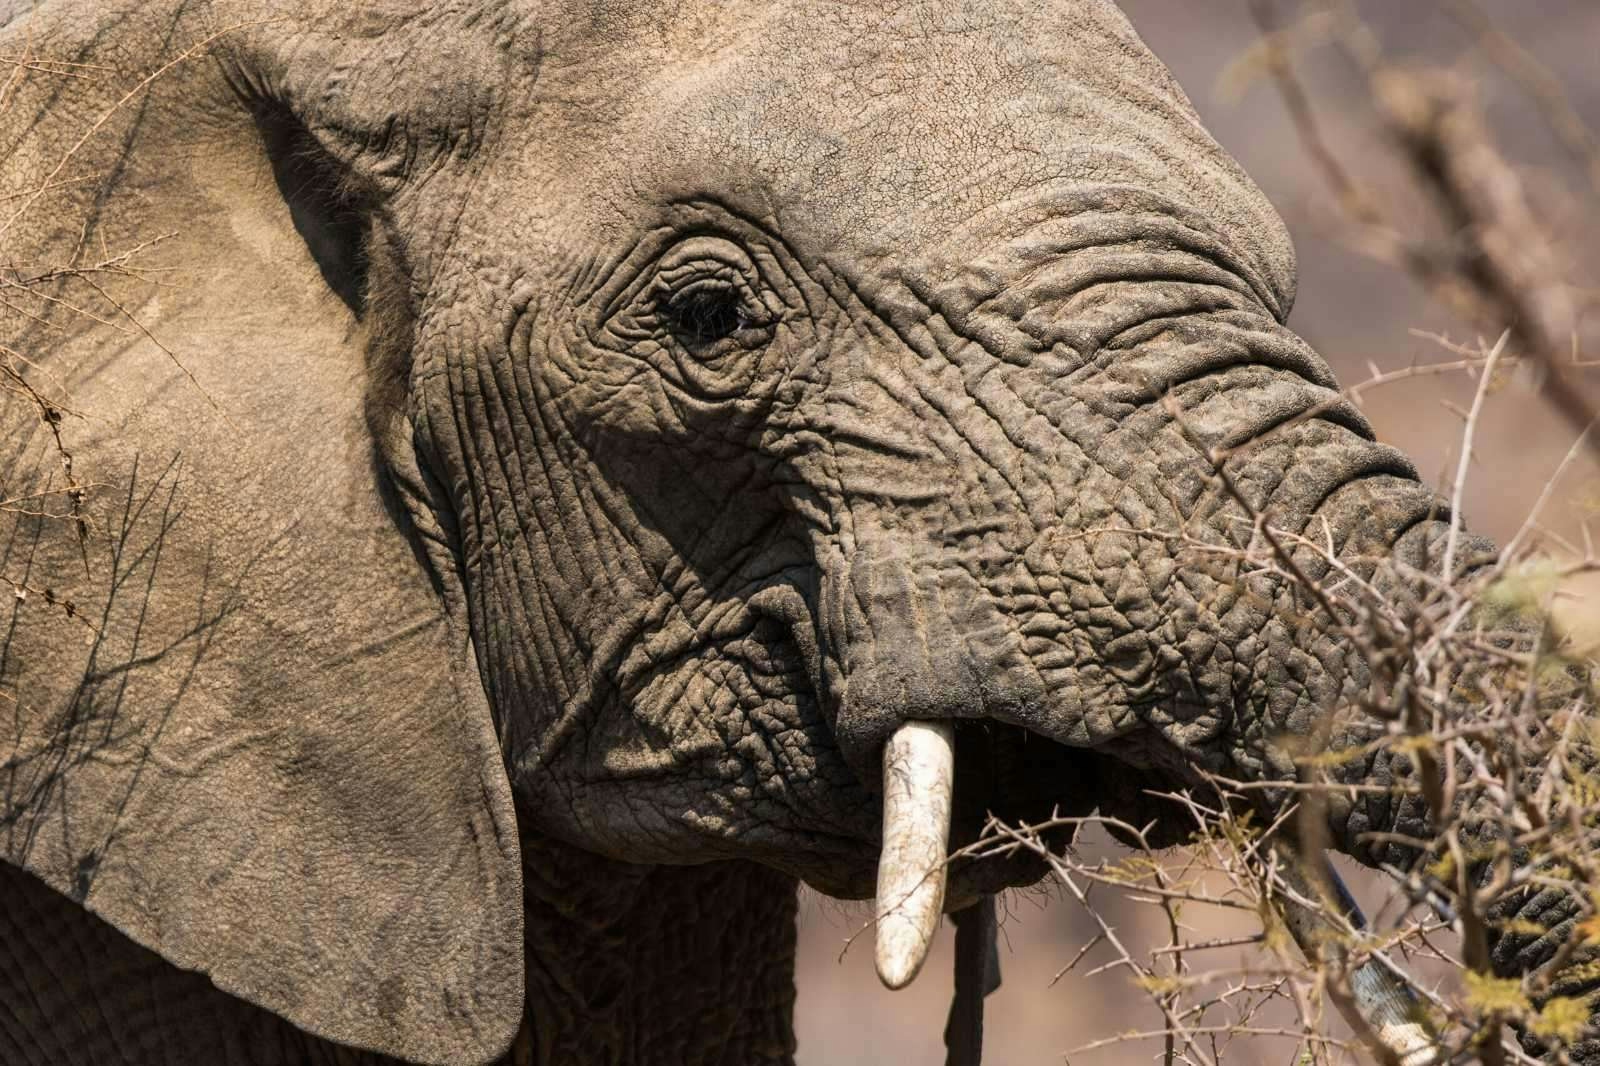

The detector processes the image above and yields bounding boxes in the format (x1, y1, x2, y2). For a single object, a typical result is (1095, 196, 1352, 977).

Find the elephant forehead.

(514, 0, 1296, 315)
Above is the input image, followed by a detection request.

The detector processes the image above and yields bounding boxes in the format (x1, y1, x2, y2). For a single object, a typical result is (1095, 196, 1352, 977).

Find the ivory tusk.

(875, 720, 956, 990)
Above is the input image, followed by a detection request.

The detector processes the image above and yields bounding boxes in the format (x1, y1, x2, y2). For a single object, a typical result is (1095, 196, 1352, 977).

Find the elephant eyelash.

(654, 276, 774, 354)
(661, 281, 758, 347)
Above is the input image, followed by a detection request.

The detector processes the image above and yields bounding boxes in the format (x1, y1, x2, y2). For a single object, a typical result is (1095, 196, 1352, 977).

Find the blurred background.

(791, 2, 1600, 1062)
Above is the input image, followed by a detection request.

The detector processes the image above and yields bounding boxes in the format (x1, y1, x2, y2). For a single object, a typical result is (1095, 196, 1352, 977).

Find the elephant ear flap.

(0, 17, 523, 1066)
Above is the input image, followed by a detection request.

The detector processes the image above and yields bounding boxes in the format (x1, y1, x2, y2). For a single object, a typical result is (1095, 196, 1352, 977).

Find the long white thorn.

(875, 720, 956, 990)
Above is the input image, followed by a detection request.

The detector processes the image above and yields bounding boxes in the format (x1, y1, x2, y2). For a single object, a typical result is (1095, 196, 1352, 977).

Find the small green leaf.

(1530, 996, 1591, 1043)
(1462, 971, 1531, 1016)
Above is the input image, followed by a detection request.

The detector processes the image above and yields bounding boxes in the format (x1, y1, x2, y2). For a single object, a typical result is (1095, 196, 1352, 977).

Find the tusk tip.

(874, 934, 929, 989)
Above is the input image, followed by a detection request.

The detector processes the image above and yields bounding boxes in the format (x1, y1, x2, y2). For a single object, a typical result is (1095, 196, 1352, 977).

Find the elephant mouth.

(947, 720, 1083, 863)
(871, 718, 1086, 987)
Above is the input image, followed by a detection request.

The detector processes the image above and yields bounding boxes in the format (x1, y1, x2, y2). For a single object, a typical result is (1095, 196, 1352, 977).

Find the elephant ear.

(0, 7, 522, 1065)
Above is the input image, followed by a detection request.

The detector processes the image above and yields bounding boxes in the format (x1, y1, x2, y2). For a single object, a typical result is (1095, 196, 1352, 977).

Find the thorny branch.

(1, 20, 246, 622)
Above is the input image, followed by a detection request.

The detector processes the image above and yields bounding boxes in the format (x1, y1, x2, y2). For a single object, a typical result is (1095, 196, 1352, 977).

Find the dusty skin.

(0, 1, 1590, 1064)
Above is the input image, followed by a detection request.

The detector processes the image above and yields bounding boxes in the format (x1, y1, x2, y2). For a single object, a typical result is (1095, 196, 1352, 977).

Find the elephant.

(0, 0, 1586, 1063)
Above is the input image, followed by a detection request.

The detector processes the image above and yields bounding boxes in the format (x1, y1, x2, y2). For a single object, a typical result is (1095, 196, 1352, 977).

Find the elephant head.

(0, 0, 1567, 1063)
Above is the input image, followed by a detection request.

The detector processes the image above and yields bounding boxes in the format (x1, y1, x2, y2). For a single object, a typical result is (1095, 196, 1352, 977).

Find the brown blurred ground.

(794, 2, 1600, 1063)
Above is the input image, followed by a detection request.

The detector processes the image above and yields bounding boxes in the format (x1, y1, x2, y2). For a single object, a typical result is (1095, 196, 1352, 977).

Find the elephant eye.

(663, 282, 748, 348)
(617, 236, 782, 400)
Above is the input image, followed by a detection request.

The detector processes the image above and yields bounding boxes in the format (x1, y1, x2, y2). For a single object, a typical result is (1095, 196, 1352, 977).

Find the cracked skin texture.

(0, 0, 1579, 1063)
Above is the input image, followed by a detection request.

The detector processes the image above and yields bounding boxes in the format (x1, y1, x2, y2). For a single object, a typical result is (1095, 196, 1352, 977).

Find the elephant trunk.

(794, 214, 1461, 804)
(781, 208, 1600, 1045)
(779, 193, 1597, 1047)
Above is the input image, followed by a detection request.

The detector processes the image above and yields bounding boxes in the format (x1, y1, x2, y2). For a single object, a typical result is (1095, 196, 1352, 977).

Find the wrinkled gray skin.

(0, 1, 1587, 1064)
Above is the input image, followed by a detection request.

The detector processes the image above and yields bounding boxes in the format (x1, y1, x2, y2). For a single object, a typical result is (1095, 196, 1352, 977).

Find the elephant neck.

(514, 830, 799, 1066)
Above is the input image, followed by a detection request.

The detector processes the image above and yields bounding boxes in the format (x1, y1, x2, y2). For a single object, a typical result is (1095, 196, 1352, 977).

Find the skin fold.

(0, 0, 1584, 1063)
